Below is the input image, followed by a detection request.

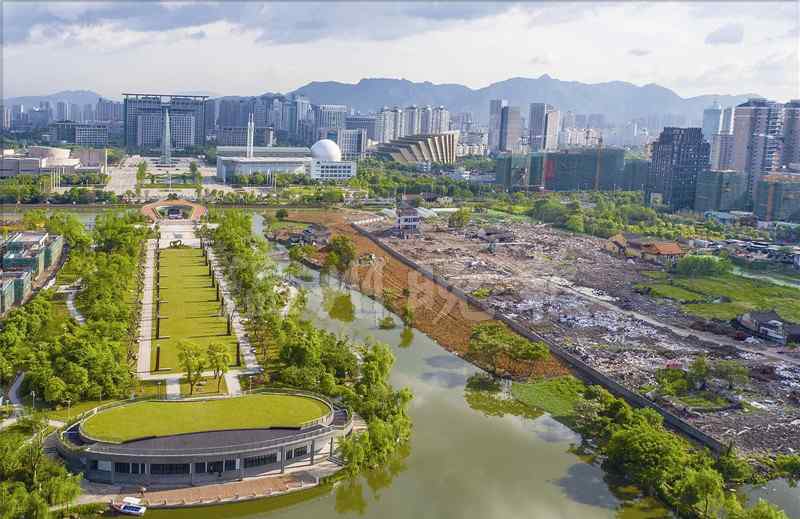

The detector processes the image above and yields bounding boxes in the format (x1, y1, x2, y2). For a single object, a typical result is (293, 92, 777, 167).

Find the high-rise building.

(419, 105, 433, 134)
(321, 128, 367, 160)
(694, 169, 748, 212)
(56, 101, 68, 121)
(95, 98, 122, 122)
(314, 105, 348, 134)
(711, 133, 735, 170)
(451, 112, 473, 133)
(721, 107, 735, 134)
(376, 107, 404, 143)
(574, 114, 587, 129)
(782, 100, 800, 168)
(204, 99, 217, 131)
(403, 106, 421, 136)
(561, 111, 576, 130)
(69, 103, 82, 122)
(82, 104, 94, 122)
(701, 101, 723, 142)
(488, 99, 508, 151)
(217, 126, 274, 147)
(499, 106, 522, 153)
(346, 115, 377, 141)
(528, 102, 554, 152)
(754, 174, 800, 221)
(647, 127, 710, 211)
(732, 98, 784, 199)
(544, 110, 561, 151)
(75, 124, 109, 148)
(528, 148, 626, 191)
(1, 106, 10, 130)
(431, 106, 450, 134)
(123, 94, 207, 150)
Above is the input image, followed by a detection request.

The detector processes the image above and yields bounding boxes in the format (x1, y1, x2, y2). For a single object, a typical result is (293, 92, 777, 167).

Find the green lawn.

(80, 394, 330, 443)
(511, 375, 585, 424)
(643, 273, 800, 322)
(677, 391, 730, 410)
(151, 248, 238, 372)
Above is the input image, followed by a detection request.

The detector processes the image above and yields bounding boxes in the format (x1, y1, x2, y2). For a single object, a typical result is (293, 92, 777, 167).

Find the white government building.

(216, 118, 356, 184)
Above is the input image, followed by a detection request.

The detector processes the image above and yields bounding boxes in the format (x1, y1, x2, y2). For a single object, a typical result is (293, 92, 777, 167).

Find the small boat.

(111, 496, 147, 516)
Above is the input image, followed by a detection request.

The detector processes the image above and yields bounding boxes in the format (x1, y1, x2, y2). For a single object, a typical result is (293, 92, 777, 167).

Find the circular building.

(57, 393, 352, 486)
(310, 139, 342, 162)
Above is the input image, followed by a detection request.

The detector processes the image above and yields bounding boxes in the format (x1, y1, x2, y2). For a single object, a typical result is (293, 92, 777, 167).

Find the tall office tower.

(561, 111, 576, 130)
(419, 105, 433, 134)
(321, 128, 367, 160)
(56, 101, 68, 121)
(711, 133, 735, 170)
(528, 102, 554, 151)
(782, 99, 800, 167)
(544, 110, 561, 151)
(161, 109, 172, 163)
(732, 98, 784, 198)
(499, 105, 522, 153)
(587, 113, 606, 129)
(1, 106, 10, 130)
(82, 104, 94, 122)
(431, 106, 450, 134)
(648, 127, 710, 211)
(69, 103, 82, 122)
(315, 105, 348, 134)
(488, 99, 508, 151)
(403, 106, 421, 136)
(265, 97, 284, 129)
(124, 94, 206, 150)
(721, 106, 735, 134)
(346, 115, 377, 141)
(289, 94, 312, 138)
(702, 101, 723, 142)
(96, 98, 112, 121)
(217, 99, 239, 127)
(203, 98, 217, 131)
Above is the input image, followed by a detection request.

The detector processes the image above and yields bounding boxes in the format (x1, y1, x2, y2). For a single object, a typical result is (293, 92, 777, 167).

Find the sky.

(3, 1, 799, 101)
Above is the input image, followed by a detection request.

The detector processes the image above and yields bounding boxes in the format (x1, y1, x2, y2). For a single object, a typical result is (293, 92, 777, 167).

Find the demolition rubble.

(364, 219, 800, 455)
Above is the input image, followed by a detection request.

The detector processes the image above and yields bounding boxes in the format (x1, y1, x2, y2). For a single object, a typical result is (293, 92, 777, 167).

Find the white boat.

(111, 496, 147, 516)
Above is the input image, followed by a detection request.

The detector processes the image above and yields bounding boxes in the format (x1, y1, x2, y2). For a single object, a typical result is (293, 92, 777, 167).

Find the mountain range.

(4, 76, 759, 125)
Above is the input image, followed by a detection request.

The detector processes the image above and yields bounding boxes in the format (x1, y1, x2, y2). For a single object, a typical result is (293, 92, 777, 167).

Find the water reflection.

(399, 327, 413, 348)
(322, 288, 356, 322)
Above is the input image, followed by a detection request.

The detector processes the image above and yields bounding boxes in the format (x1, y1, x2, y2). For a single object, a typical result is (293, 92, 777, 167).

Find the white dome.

(311, 139, 342, 162)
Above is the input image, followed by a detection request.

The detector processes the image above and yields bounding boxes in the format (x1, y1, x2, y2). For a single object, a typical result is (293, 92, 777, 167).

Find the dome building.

(309, 139, 357, 182)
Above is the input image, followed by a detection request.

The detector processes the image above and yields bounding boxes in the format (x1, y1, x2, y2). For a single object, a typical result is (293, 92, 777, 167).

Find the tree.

(206, 341, 231, 392)
(688, 355, 710, 389)
(276, 208, 289, 221)
(675, 467, 725, 518)
(727, 499, 790, 519)
(448, 208, 471, 229)
(714, 360, 748, 390)
(177, 341, 206, 396)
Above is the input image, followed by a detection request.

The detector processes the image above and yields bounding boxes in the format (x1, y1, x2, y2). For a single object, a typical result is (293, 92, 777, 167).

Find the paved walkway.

(0, 373, 25, 430)
(136, 240, 157, 374)
(63, 283, 86, 324)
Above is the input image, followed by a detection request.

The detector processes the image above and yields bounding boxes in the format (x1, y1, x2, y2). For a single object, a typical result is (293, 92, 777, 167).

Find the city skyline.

(3, 1, 798, 101)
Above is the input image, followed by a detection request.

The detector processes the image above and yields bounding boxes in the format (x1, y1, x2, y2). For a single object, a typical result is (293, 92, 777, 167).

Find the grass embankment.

(81, 394, 330, 443)
(151, 248, 238, 372)
(641, 272, 800, 322)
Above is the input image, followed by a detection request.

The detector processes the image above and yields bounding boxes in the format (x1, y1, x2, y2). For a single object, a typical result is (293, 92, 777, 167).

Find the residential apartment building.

(732, 98, 784, 199)
(648, 127, 710, 211)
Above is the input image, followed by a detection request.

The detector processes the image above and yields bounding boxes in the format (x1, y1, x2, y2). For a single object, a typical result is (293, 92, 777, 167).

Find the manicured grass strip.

(151, 248, 238, 372)
(511, 375, 584, 424)
(81, 394, 330, 443)
(180, 376, 227, 397)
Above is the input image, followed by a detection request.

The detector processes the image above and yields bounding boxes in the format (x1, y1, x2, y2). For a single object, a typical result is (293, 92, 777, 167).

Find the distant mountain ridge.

(289, 76, 757, 124)
(4, 76, 759, 125)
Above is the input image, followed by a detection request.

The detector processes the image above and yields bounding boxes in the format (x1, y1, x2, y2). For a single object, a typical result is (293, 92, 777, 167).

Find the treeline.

(0, 175, 117, 204)
(2, 212, 148, 405)
(574, 385, 787, 518)
(208, 210, 412, 475)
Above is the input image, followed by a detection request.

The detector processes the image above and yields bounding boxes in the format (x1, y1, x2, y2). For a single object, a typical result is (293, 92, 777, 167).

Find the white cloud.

(2, 1, 797, 101)
(705, 23, 745, 45)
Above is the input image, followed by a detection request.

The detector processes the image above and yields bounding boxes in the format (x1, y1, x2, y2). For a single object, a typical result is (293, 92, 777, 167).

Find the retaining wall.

(351, 223, 724, 454)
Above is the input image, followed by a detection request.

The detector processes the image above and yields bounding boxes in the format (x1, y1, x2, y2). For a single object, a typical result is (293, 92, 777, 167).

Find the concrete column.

(310, 439, 315, 465)
(239, 458, 244, 480)
(189, 460, 194, 486)
(280, 446, 285, 474)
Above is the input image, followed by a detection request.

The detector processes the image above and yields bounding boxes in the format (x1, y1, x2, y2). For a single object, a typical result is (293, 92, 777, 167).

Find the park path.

(63, 280, 85, 324)
(136, 240, 157, 374)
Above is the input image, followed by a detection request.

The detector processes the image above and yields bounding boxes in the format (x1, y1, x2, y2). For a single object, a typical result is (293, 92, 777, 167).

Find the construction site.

(361, 217, 800, 456)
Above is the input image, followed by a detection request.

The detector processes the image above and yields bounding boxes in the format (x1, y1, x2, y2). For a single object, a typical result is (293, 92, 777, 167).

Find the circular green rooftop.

(80, 394, 331, 444)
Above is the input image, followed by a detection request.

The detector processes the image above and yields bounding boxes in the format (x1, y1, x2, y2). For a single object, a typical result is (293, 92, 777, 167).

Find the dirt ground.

(282, 209, 567, 379)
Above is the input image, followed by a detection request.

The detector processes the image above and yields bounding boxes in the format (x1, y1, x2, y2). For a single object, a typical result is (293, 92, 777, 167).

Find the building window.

(244, 454, 278, 468)
(286, 448, 294, 460)
(224, 459, 237, 472)
(194, 462, 206, 474)
(89, 460, 98, 470)
(294, 446, 308, 458)
(132, 463, 140, 475)
(149, 463, 189, 475)
(114, 462, 131, 474)
(207, 461, 223, 473)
